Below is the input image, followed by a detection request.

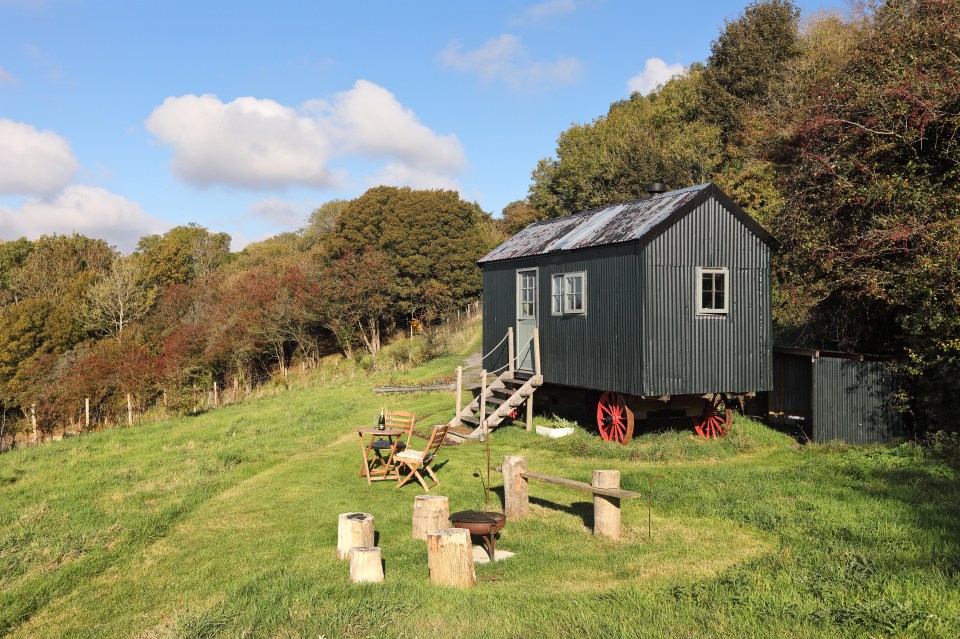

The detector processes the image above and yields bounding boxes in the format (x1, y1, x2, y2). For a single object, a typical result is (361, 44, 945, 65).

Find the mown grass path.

(1, 343, 958, 638)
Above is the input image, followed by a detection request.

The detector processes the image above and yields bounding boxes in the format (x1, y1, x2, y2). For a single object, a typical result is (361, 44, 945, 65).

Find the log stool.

(426, 528, 476, 588)
(337, 512, 374, 560)
(349, 547, 384, 584)
(412, 495, 449, 540)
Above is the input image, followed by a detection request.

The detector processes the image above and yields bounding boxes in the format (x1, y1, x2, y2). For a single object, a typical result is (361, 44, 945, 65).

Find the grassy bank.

(1, 326, 958, 638)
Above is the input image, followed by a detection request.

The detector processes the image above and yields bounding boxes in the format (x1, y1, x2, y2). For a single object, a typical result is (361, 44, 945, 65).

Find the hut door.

(516, 269, 538, 371)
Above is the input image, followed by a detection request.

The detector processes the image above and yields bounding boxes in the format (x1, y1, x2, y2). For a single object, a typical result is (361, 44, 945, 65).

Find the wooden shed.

(767, 347, 904, 444)
(477, 183, 776, 442)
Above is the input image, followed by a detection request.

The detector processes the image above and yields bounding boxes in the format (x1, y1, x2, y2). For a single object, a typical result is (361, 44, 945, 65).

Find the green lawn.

(1, 330, 958, 638)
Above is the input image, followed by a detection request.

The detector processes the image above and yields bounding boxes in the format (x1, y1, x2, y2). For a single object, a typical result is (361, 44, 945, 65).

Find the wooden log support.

(427, 528, 476, 588)
(503, 455, 529, 520)
(592, 470, 621, 539)
(337, 512, 375, 560)
(349, 547, 384, 584)
(507, 326, 515, 378)
(412, 495, 449, 540)
(525, 391, 533, 431)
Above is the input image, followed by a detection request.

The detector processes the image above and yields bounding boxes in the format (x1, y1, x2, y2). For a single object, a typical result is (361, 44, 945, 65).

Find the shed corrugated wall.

(481, 246, 645, 394)
(641, 197, 772, 396)
(811, 357, 903, 444)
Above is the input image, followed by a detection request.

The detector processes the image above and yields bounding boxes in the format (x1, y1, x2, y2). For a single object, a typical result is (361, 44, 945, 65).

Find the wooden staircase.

(446, 328, 543, 444)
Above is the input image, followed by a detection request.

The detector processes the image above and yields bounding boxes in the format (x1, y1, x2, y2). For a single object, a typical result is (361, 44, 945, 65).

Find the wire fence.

(0, 301, 483, 453)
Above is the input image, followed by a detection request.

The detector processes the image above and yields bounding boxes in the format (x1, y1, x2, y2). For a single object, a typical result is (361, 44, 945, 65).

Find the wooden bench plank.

(520, 471, 643, 499)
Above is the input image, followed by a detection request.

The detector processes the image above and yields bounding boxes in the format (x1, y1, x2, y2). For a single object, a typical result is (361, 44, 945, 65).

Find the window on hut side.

(552, 271, 586, 315)
(697, 267, 728, 315)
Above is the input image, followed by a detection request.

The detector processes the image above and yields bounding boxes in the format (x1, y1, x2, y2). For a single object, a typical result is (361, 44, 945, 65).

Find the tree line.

(0, 187, 500, 448)
(509, 0, 959, 432)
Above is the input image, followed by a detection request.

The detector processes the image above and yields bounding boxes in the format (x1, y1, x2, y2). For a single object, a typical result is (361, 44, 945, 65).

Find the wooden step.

(459, 415, 481, 427)
(513, 370, 535, 380)
(502, 378, 525, 389)
(485, 396, 508, 406)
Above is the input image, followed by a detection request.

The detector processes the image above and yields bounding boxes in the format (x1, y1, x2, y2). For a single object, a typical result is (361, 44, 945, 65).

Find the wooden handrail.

(520, 471, 642, 499)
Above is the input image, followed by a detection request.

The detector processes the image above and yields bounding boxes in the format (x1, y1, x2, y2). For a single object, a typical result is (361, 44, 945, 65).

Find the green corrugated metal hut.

(478, 183, 776, 400)
(770, 347, 904, 444)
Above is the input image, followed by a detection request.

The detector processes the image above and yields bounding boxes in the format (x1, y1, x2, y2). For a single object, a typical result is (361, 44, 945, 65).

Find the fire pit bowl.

(449, 511, 507, 561)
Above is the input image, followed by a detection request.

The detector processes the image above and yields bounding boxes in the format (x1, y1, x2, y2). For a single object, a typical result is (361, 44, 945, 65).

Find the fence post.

(507, 327, 515, 378)
(455, 366, 463, 424)
(503, 455, 529, 519)
(126, 393, 133, 427)
(593, 470, 622, 539)
(30, 403, 37, 444)
(85, 398, 90, 431)
(213, 381, 219, 406)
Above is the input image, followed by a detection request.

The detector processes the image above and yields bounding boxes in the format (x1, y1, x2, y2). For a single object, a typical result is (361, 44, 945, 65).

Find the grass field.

(1, 324, 958, 638)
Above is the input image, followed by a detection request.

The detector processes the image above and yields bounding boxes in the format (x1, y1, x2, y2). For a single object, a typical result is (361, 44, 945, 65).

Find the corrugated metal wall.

(812, 357, 903, 444)
(641, 197, 773, 396)
(481, 246, 645, 394)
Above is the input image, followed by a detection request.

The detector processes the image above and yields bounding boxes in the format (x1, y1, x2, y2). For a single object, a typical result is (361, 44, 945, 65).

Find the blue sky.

(0, 0, 842, 252)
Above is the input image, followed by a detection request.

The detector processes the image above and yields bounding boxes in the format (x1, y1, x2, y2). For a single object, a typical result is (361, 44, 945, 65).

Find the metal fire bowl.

(449, 510, 507, 536)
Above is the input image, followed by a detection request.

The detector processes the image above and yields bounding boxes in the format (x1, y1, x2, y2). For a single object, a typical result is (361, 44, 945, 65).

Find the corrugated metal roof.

(480, 183, 711, 263)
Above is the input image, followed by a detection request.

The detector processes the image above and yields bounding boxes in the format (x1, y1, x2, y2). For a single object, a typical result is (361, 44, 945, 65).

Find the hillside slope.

(1, 323, 958, 638)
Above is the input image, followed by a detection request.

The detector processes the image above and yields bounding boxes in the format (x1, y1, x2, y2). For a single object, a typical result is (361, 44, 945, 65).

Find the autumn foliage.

(0, 187, 495, 445)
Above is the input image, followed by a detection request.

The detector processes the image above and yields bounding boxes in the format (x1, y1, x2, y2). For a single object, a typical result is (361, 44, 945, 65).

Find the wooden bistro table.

(357, 427, 405, 484)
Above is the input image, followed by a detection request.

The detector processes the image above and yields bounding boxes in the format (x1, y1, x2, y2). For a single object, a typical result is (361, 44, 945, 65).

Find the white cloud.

(0, 185, 168, 252)
(145, 94, 337, 190)
(315, 80, 465, 173)
(627, 57, 687, 96)
(439, 34, 582, 91)
(147, 81, 466, 192)
(246, 198, 310, 229)
(0, 66, 18, 86)
(371, 162, 463, 194)
(511, 0, 576, 24)
(0, 118, 77, 196)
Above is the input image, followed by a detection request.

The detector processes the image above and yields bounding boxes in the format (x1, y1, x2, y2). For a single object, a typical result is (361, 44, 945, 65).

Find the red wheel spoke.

(597, 392, 633, 445)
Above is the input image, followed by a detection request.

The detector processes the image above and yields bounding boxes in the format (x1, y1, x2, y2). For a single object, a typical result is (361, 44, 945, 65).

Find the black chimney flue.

(645, 182, 666, 196)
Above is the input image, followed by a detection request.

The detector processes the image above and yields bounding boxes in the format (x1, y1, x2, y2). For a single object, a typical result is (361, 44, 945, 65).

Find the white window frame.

(551, 271, 586, 316)
(517, 269, 538, 320)
(696, 266, 729, 316)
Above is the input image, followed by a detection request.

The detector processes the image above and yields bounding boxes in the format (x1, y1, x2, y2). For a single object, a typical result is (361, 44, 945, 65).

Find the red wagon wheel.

(693, 394, 731, 439)
(596, 391, 635, 445)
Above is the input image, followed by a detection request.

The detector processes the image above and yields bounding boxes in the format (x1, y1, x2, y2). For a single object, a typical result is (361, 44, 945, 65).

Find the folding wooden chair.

(394, 424, 450, 492)
(385, 410, 416, 449)
(370, 409, 416, 473)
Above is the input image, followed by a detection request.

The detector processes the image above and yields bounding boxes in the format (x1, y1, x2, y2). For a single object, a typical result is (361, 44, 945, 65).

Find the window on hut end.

(696, 267, 728, 315)
(552, 271, 586, 315)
